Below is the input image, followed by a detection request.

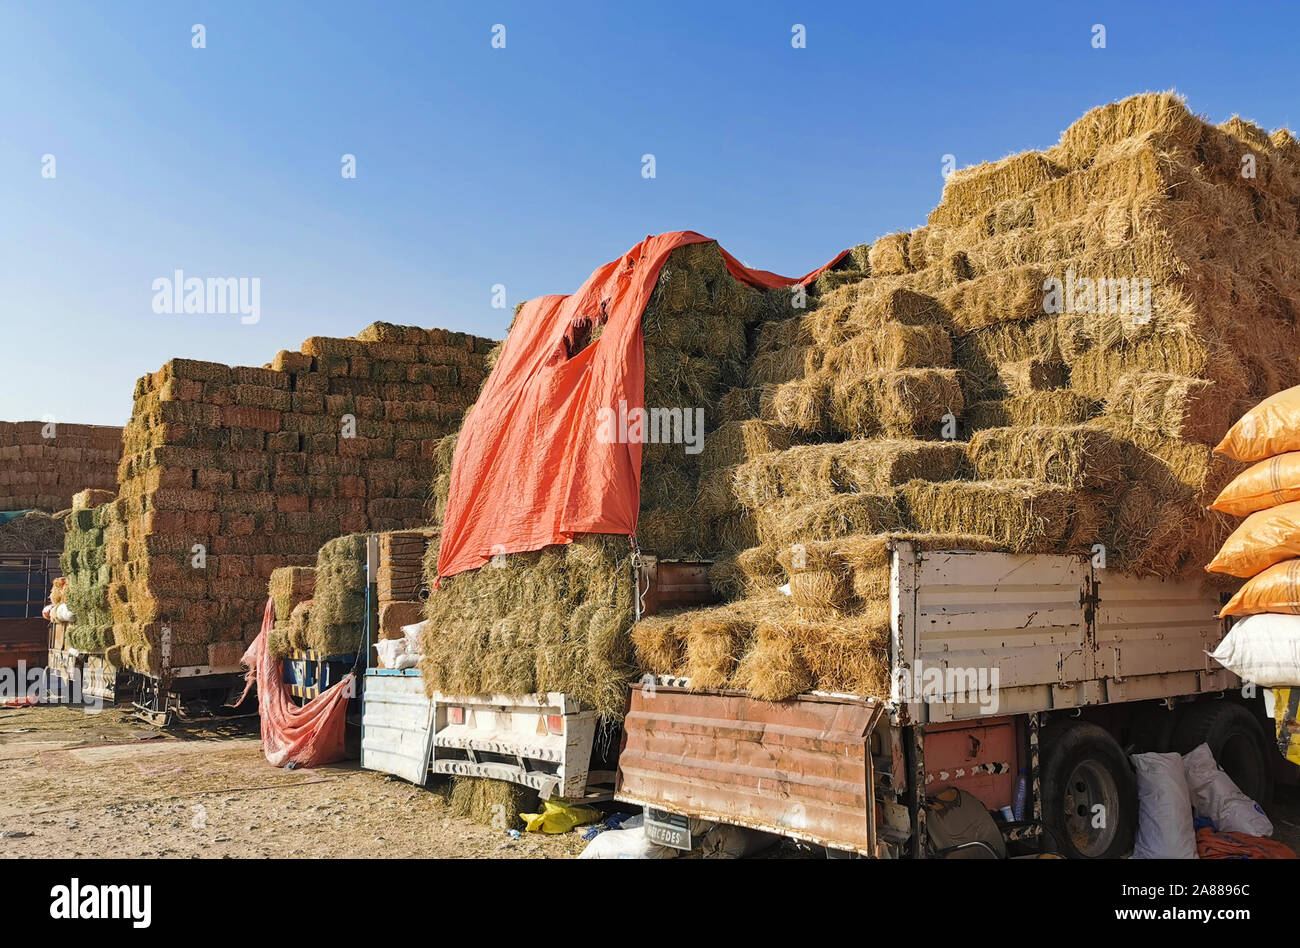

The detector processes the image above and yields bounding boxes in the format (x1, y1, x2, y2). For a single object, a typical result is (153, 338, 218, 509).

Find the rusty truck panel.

(616, 686, 884, 854)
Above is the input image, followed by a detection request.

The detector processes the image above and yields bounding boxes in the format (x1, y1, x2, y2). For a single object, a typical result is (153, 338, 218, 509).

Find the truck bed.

(891, 542, 1234, 723)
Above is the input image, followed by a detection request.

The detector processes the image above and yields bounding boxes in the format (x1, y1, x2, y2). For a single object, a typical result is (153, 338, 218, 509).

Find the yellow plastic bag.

(1210, 452, 1300, 517)
(1219, 558, 1300, 617)
(1216, 384, 1300, 462)
(1206, 500, 1300, 578)
(520, 799, 601, 834)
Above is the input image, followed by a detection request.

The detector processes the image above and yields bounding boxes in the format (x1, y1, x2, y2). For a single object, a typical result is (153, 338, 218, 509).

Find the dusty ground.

(3, 702, 1298, 859)
(0, 703, 589, 859)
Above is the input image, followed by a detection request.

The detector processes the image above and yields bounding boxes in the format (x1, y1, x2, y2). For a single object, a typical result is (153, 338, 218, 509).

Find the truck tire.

(1171, 701, 1274, 807)
(1040, 722, 1136, 859)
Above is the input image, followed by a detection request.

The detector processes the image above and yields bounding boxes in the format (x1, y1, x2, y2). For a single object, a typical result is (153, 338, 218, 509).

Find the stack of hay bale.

(375, 528, 437, 641)
(422, 93, 1300, 731)
(633, 92, 1300, 699)
(0, 422, 122, 511)
(105, 322, 493, 675)
(267, 564, 316, 656)
(421, 242, 791, 720)
(59, 489, 118, 652)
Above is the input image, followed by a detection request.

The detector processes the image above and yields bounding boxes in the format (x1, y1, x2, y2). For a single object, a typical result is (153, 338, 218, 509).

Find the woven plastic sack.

(1219, 558, 1300, 617)
(1206, 500, 1300, 578)
(1211, 452, 1300, 517)
(1206, 613, 1300, 687)
(1216, 384, 1300, 462)
(1183, 743, 1273, 836)
(1131, 752, 1197, 859)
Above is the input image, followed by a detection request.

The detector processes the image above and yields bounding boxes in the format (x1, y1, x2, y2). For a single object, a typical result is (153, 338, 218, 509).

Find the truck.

(615, 541, 1277, 858)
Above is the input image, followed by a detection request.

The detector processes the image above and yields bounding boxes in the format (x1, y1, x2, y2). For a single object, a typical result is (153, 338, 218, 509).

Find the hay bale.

(734, 439, 966, 508)
(421, 536, 634, 719)
(448, 776, 539, 829)
(756, 492, 903, 547)
(967, 426, 1127, 491)
(0, 511, 65, 553)
(698, 420, 798, 471)
(868, 233, 911, 275)
(307, 534, 367, 655)
(996, 357, 1068, 395)
(269, 566, 316, 623)
(630, 612, 685, 675)
(72, 489, 115, 510)
(1105, 373, 1232, 446)
(758, 377, 831, 432)
(964, 392, 1101, 430)
(901, 479, 1094, 553)
(681, 602, 757, 688)
(828, 369, 964, 438)
(378, 600, 424, 640)
(733, 619, 813, 702)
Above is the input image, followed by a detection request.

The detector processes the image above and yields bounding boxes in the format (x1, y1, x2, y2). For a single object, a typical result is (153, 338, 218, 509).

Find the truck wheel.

(1171, 701, 1274, 807)
(1041, 722, 1136, 859)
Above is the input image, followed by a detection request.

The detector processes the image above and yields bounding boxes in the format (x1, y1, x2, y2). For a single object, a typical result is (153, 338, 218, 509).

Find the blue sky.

(1, 0, 1297, 426)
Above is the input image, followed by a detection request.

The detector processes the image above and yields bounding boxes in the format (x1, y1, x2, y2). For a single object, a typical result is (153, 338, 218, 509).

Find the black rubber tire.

(1127, 703, 1181, 754)
(1171, 701, 1274, 807)
(1040, 721, 1136, 859)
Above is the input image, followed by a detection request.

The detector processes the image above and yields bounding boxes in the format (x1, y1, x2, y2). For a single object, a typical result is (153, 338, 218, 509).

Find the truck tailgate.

(616, 686, 884, 854)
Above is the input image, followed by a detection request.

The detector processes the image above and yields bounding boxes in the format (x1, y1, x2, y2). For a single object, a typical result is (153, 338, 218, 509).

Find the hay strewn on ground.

(424, 93, 1300, 713)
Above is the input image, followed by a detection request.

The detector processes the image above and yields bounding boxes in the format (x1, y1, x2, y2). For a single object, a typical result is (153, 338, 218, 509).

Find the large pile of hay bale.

(630, 92, 1300, 700)
(423, 93, 1300, 727)
(0, 422, 122, 512)
(105, 322, 493, 675)
(58, 490, 117, 651)
(420, 243, 791, 719)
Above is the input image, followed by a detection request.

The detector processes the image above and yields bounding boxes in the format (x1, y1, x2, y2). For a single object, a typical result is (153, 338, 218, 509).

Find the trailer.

(615, 541, 1275, 858)
(0, 552, 58, 672)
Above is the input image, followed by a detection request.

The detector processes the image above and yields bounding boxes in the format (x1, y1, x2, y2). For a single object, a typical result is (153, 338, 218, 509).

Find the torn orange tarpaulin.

(437, 230, 848, 580)
(239, 599, 351, 768)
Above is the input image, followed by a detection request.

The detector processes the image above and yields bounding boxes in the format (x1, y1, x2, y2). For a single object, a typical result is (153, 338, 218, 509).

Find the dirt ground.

(3, 702, 1299, 859)
(0, 703, 590, 859)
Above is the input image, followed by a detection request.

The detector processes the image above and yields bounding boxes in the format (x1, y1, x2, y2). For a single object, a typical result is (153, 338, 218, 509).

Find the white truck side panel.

(891, 543, 1233, 724)
(360, 672, 436, 784)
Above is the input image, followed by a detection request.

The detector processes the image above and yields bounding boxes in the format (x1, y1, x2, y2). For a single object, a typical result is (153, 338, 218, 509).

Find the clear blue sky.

(2, 0, 1297, 426)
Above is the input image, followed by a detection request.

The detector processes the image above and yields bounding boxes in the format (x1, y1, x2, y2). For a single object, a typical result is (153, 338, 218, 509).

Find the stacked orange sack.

(1209, 385, 1300, 615)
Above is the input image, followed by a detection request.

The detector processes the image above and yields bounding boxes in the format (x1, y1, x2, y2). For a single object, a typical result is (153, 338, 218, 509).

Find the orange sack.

(1219, 558, 1300, 616)
(1215, 383, 1300, 462)
(1210, 451, 1300, 517)
(1207, 500, 1300, 578)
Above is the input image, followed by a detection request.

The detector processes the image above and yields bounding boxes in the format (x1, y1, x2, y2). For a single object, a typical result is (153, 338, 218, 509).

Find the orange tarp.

(239, 599, 351, 768)
(437, 231, 846, 579)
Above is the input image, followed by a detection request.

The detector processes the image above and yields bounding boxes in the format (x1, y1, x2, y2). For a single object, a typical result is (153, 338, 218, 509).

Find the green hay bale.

(307, 534, 367, 655)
